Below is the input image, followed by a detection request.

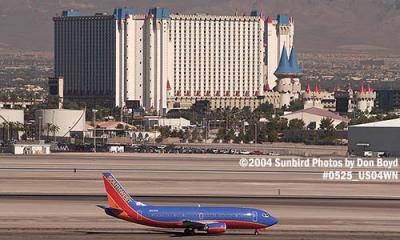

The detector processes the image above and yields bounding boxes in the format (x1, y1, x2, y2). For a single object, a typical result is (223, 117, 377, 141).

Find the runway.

(4, 230, 400, 240)
(0, 195, 399, 239)
(0, 153, 398, 198)
(0, 153, 399, 239)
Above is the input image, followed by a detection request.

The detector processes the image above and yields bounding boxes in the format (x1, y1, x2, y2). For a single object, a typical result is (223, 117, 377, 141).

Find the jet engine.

(205, 222, 226, 233)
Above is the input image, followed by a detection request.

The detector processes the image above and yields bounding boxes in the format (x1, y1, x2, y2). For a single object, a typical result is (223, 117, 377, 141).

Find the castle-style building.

(303, 83, 376, 113)
(51, 7, 376, 114)
(53, 8, 296, 113)
(303, 84, 335, 110)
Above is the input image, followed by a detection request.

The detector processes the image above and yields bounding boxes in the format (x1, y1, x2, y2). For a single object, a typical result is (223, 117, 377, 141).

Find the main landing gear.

(184, 228, 195, 235)
(254, 229, 260, 235)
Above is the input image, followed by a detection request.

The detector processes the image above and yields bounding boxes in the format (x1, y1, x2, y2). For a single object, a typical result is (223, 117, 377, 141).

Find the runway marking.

(0, 167, 326, 174)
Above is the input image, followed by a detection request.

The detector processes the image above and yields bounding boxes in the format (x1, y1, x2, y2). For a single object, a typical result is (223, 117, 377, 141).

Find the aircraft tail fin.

(102, 172, 146, 210)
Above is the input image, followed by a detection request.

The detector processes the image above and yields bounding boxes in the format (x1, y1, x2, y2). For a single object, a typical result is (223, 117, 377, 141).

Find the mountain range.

(0, 0, 399, 54)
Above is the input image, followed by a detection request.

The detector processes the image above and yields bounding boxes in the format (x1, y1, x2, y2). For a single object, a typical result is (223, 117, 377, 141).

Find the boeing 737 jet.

(98, 172, 278, 235)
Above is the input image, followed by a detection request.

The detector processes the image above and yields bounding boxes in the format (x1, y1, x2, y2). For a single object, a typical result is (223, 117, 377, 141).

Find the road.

(0, 153, 399, 239)
(176, 142, 348, 156)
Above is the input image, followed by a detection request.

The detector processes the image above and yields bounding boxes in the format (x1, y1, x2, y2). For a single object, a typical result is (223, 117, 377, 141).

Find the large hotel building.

(53, 8, 295, 113)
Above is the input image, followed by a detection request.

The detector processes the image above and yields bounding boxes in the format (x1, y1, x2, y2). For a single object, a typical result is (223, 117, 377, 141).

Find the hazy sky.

(0, 0, 399, 53)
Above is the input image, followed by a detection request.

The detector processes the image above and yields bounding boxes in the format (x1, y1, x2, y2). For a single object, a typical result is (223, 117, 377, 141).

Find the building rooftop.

(350, 118, 400, 128)
(58, 8, 269, 21)
(277, 14, 289, 24)
(284, 107, 350, 123)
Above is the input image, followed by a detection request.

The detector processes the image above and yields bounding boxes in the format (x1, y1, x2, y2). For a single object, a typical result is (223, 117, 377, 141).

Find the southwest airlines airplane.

(98, 172, 278, 235)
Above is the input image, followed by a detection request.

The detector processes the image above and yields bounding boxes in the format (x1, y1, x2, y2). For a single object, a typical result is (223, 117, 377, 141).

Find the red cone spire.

(313, 84, 320, 93)
(306, 83, 311, 93)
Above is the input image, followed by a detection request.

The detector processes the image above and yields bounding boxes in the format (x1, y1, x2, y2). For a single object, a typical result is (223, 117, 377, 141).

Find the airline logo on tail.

(105, 174, 133, 204)
(103, 172, 146, 207)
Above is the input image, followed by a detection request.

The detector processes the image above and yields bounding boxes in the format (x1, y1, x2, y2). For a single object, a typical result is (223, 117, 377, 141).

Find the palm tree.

(13, 121, 24, 141)
(23, 123, 35, 141)
(9, 122, 14, 141)
(48, 123, 60, 142)
(0, 122, 4, 142)
(8, 92, 18, 104)
(1, 122, 10, 142)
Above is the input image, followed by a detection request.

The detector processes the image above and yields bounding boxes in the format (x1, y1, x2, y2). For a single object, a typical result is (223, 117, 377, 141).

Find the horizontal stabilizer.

(96, 204, 124, 216)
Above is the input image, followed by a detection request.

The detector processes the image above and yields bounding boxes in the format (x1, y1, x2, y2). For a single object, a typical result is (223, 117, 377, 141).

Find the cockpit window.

(262, 212, 269, 217)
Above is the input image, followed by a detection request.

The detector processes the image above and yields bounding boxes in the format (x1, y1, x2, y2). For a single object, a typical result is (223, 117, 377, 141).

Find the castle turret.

(266, 14, 295, 89)
(289, 47, 302, 93)
(303, 83, 314, 108)
(303, 83, 324, 109)
(355, 83, 376, 113)
(346, 84, 354, 112)
(274, 46, 302, 108)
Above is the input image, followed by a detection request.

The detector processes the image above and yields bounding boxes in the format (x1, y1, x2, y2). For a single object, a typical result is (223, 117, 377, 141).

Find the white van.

(363, 151, 373, 157)
(109, 146, 124, 153)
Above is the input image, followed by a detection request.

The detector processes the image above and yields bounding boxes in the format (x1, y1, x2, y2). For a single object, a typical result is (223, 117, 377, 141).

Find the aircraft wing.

(182, 220, 207, 229)
(182, 220, 227, 233)
(182, 220, 224, 228)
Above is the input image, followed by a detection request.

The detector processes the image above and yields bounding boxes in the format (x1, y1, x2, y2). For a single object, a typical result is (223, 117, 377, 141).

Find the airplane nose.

(269, 216, 278, 226)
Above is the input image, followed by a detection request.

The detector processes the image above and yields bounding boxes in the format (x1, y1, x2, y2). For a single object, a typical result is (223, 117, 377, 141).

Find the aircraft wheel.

(184, 228, 195, 235)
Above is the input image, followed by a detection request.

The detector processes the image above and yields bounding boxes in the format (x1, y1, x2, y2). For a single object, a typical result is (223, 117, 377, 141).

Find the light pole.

(254, 123, 257, 146)
(38, 116, 42, 142)
(92, 109, 98, 153)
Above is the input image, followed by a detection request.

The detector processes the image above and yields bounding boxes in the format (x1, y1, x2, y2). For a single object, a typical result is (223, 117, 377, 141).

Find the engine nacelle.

(206, 222, 226, 233)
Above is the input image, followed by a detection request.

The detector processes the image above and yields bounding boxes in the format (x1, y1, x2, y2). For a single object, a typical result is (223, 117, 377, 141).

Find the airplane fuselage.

(105, 204, 275, 229)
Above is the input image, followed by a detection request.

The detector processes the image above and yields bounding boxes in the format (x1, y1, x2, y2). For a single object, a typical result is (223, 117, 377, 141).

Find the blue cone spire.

(288, 47, 302, 75)
(274, 46, 302, 77)
(274, 47, 292, 76)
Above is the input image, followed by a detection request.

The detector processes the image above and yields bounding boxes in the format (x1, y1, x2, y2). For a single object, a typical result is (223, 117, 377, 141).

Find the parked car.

(251, 150, 264, 155)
